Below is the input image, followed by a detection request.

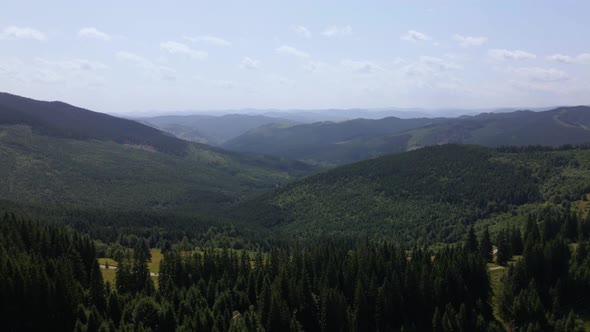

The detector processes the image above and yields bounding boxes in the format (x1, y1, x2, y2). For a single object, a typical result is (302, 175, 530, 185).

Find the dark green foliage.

(0, 213, 104, 331)
(223, 106, 590, 165)
(0, 124, 312, 214)
(238, 145, 543, 244)
(223, 116, 442, 165)
(496, 229, 513, 266)
(0, 92, 188, 155)
(116, 240, 154, 295)
(479, 226, 493, 262)
(465, 225, 479, 253)
(497, 208, 590, 331)
(0, 93, 315, 215)
(237, 145, 590, 246)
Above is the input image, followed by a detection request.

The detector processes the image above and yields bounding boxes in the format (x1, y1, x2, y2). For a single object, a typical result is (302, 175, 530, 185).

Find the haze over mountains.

(139, 114, 298, 145)
(220, 106, 590, 165)
(0, 93, 313, 213)
(2, 92, 590, 330)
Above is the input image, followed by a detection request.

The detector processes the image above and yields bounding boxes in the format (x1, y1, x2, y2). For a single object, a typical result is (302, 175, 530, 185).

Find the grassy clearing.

(101, 268, 116, 285)
(98, 257, 118, 267)
(148, 248, 162, 273)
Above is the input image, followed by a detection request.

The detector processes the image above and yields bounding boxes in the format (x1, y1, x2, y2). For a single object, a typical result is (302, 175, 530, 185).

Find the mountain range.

(222, 106, 590, 165)
(139, 113, 297, 145)
(0, 93, 313, 214)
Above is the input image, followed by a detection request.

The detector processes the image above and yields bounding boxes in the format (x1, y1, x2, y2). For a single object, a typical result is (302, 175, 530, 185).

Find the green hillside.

(0, 92, 188, 155)
(223, 106, 590, 165)
(223, 117, 443, 165)
(0, 93, 314, 214)
(406, 106, 590, 148)
(236, 145, 590, 244)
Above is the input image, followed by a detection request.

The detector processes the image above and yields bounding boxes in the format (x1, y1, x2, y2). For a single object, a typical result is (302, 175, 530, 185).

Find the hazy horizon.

(1, 0, 589, 114)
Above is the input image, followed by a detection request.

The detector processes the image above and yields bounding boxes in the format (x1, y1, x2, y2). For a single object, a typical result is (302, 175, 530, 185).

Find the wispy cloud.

(78, 27, 111, 41)
(183, 35, 231, 47)
(160, 41, 208, 60)
(36, 58, 108, 72)
(401, 30, 431, 42)
(0, 26, 46, 41)
(240, 57, 260, 70)
(403, 56, 461, 77)
(341, 59, 382, 74)
(291, 25, 312, 38)
(546, 53, 590, 64)
(488, 49, 536, 60)
(322, 25, 352, 37)
(276, 45, 309, 58)
(453, 34, 487, 47)
(117, 51, 177, 81)
(511, 67, 569, 82)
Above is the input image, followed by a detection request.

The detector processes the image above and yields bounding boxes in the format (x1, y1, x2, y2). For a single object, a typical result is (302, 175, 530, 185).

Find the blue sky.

(1, 0, 589, 114)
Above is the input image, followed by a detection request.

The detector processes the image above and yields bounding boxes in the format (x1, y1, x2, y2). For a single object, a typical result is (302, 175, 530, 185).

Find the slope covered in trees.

(0, 92, 188, 155)
(223, 107, 590, 165)
(0, 93, 314, 214)
(223, 116, 444, 165)
(0, 209, 506, 332)
(236, 145, 590, 245)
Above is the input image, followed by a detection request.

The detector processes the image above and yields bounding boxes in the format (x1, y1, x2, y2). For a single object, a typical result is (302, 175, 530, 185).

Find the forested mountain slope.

(405, 106, 590, 148)
(223, 106, 590, 165)
(223, 117, 444, 165)
(0, 92, 189, 155)
(0, 93, 313, 213)
(236, 145, 590, 244)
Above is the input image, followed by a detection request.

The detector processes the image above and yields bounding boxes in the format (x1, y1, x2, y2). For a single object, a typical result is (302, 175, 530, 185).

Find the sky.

(1, 0, 589, 115)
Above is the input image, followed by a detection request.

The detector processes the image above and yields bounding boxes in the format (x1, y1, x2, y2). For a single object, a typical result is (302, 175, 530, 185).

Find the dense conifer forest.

(2, 94, 590, 331)
(2, 199, 590, 331)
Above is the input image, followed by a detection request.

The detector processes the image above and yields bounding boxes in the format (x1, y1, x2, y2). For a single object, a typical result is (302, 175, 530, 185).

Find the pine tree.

(496, 229, 513, 266)
(465, 226, 479, 253)
(479, 227, 493, 262)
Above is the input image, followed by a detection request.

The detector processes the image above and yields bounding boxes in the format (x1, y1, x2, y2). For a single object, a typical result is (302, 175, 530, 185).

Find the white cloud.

(401, 30, 431, 42)
(0, 26, 46, 41)
(291, 25, 312, 38)
(276, 45, 309, 58)
(78, 27, 111, 41)
(453, 34, 487, 47)
(511, 67, 569, 82)
(488, 49, 536, 60)
(36, 58, 108, 72)
(160, 41, 208, 60)
(322, 25, 352, 37)
(341, 59, 382, 74)
(0, 57, 108, 85)
(183, 35, 231, 47)
(117, 51, 177, 81)
(577, 54, 590, 64)
(546, 54, 573, 63)
(403, 56, 461, 77)
(547, 53, 590, 64)
(240, 57, 260, 70)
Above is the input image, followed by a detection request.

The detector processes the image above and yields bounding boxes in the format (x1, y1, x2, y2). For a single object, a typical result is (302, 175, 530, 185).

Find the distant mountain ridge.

(222, 106, 590, 165)
(0, 92, 314, 213)
(139, 113, 298, 145)
(0, 92, 188, 155)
